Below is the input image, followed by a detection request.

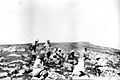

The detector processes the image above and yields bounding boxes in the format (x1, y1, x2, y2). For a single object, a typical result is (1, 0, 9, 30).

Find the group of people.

(1, 39, 107, 80)
(28, 40, 80, 80)
(3, 40, 82, 80)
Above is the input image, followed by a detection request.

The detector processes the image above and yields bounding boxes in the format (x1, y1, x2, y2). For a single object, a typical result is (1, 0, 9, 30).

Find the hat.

(35, 39, 39, 42)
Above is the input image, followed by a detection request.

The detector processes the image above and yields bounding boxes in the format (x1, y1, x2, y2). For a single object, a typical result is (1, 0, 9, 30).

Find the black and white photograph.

(0, 0, 120, 80)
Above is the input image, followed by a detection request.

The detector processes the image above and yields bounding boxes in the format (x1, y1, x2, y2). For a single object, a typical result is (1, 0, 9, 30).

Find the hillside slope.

(0, 42, 120, 80)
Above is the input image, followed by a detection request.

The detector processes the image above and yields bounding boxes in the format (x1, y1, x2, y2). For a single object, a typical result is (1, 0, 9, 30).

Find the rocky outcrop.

(0, 42, 120, 80)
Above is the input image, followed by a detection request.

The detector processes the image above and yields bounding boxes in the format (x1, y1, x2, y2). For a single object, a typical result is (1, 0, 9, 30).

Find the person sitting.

(68, 51, 75, 60)
(67, 50, 79, 65)
(32, 55, 49, 79)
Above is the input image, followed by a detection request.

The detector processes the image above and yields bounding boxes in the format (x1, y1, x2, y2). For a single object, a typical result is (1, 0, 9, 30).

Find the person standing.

(42, 40, 51, 51)
(29, 39, 39, 60)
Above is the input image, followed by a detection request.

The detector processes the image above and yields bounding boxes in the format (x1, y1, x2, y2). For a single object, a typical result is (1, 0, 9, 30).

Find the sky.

(0, 0, 119, 49)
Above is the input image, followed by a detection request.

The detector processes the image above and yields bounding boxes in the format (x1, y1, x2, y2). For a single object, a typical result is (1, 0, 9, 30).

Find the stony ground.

(0, 42, 120, 80)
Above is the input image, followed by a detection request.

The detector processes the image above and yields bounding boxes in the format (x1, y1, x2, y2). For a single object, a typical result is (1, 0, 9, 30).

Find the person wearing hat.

(42, 40, 51, 51)
(29, 39, 39, 61)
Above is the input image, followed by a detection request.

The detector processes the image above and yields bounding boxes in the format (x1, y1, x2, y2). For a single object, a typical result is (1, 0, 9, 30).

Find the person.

(42, 40, 51, 51)
(32, 55, 49, 79)
(32, 55, 44, 77)
(68, 50, 75, 60)
(67, 50, 79, 65)
(46, 51, 52, 59)
(84, 48, 87, 52)
(72, 57, 85, 75)
(29, 39, 39, 60)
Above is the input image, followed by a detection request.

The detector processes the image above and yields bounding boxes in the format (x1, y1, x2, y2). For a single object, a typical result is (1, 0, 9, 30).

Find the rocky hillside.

(0, 42, 120, 80)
